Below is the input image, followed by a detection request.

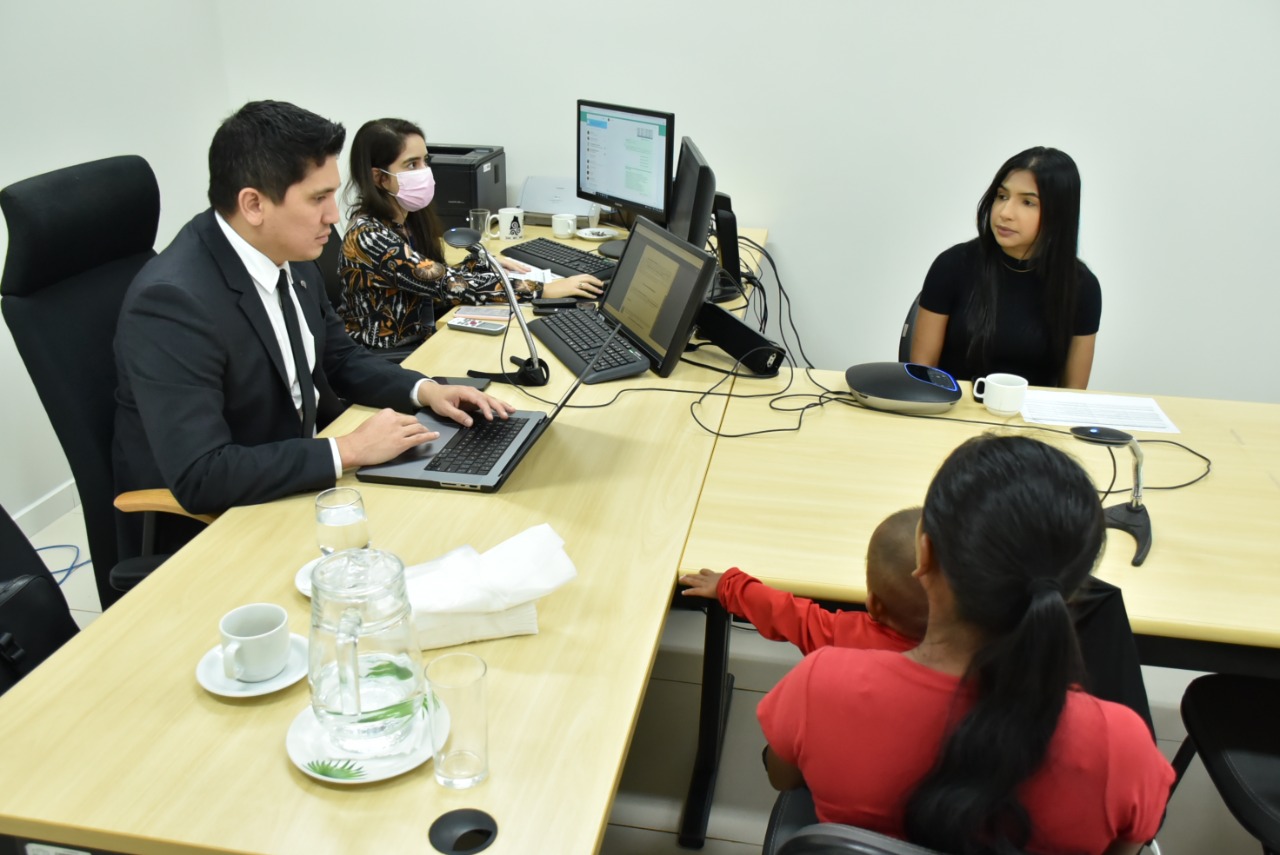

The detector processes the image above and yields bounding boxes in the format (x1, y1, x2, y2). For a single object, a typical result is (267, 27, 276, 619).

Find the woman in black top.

(910, 148, 1101, 388)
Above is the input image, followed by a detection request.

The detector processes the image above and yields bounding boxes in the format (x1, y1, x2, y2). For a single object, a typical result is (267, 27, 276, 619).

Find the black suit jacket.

(113, 209, 428, 515)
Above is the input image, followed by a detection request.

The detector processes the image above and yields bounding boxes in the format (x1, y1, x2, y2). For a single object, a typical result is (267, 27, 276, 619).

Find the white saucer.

(295, 556, 323, 597)
(576, 227, 618, 241)
(196, 633, 308, 698)
(286, 694, 451, 785)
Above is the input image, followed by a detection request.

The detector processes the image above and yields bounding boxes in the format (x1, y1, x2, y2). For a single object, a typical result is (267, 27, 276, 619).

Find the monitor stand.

(707, 193, 742, 303)
(707, 274, 740, 303)
(598, 240, 626, 259)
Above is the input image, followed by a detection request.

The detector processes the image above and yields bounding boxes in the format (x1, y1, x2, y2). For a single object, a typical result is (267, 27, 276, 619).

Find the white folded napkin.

(403, 524, 576, 650)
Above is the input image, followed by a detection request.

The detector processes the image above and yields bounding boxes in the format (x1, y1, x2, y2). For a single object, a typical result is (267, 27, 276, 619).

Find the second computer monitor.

(665, 136, 716, 251)
(577, 100, 674, 226)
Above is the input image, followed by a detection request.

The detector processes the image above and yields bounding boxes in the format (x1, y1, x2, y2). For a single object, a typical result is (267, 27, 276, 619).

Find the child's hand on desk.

(679, 568, 723, 599)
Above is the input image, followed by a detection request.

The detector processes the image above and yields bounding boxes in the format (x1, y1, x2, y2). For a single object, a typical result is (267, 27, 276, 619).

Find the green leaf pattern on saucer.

(304, 759, 366, 780)
(297, 694, 443, 784)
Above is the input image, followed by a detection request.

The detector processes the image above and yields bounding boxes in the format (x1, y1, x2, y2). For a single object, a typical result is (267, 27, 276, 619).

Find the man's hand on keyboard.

(337, 408, 437, 470)
(543, 274, 604, 300)
(418, 383, 517, 428)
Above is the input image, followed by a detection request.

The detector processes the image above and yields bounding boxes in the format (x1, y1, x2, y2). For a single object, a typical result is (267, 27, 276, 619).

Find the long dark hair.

(903, 434, 1104, 854)
(344, 118, 446, 264)
(968, 147, 1084, 382)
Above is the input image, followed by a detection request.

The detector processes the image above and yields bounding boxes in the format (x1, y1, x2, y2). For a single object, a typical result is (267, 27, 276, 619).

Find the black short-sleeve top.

(918, 239, 1101, 386)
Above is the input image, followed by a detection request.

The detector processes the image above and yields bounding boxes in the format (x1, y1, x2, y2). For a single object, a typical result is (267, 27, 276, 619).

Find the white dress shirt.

(214, 213, 344, 475)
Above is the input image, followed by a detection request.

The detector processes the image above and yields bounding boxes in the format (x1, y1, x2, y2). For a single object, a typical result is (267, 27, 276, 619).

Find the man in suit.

(114, 100, 513, 525)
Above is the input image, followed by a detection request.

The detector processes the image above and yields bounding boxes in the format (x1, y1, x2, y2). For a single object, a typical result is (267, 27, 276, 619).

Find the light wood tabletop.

(681, 368, 1280, 650)
(0, 305, 740, 854)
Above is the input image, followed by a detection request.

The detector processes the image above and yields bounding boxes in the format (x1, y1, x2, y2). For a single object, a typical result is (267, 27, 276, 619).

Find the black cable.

(741, 236, 815, 369)
(1098, 439, 1213, 494)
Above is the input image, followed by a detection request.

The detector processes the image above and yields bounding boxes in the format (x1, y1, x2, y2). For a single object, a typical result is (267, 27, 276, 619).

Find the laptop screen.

(599, 217, 716, 377)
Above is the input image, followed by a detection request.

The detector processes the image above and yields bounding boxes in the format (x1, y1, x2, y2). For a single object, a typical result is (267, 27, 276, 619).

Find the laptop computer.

(355, 323, 621, 492)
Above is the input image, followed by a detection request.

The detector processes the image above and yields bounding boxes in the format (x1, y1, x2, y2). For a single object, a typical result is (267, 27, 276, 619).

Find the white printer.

(518, 176, 607, 227)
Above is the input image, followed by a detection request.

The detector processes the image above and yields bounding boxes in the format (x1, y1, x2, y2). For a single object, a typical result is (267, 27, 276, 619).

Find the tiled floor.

(28, 504, 100, 630)
(26, 507, 1265, 854)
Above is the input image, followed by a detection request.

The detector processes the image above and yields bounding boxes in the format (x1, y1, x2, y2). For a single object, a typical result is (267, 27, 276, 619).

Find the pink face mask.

(382, 166, 435, 212)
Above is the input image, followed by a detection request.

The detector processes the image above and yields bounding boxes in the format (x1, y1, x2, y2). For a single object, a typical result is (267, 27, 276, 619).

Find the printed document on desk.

(1021, 390, 1179, 433)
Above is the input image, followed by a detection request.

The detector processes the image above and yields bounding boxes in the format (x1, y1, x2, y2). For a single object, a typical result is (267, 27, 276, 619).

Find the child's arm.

(722, 569, 915, 654)
(764, 746, 805, 791)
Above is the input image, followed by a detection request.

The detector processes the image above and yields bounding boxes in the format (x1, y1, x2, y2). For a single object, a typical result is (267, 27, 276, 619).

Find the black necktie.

(276, 271, 317, 438)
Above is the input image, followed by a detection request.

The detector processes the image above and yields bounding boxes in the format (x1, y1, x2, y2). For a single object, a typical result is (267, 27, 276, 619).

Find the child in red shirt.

(678, 507, 925, 654)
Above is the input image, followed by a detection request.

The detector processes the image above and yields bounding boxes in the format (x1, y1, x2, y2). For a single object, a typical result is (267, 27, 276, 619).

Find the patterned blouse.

(337, 214, 543, 349)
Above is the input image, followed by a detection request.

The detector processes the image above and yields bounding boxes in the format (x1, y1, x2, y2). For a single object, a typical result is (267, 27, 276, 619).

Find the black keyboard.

(502, 237, 617, 280)
(529, 309, 649, 384)
(425, 416, 530, 475)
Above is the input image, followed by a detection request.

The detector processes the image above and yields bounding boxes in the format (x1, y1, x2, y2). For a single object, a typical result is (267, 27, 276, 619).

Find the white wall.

(3, 0, 1277, 519)
(0, 0, 229, 527)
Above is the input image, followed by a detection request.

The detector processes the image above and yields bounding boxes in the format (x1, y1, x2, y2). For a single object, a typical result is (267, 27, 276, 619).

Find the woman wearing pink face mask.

(338, 118, 603, 351)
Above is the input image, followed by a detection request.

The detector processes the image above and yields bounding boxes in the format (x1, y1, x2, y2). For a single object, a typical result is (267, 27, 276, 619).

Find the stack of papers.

(1020, 391, 1179, 433)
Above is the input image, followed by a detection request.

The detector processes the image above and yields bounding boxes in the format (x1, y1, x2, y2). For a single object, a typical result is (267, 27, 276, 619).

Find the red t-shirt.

(758, 647, 1173, 854)
(717, 567, 916, 655)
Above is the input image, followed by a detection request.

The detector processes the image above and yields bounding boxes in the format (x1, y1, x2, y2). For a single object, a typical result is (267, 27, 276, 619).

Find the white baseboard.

(12, 480, 80, 537)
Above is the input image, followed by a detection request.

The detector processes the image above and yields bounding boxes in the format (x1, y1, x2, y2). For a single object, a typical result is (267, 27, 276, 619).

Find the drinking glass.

(315, 487, 371, 555)
(426, 652, 489, 788)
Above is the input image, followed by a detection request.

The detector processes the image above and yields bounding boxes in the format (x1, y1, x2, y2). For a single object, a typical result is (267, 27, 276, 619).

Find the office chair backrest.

(0, 504, 79, 696)
(0, 155, 161, 609)
(317, 224, 344, 310)
(778, 824, 946, 855)
(897, 292, 921, 362)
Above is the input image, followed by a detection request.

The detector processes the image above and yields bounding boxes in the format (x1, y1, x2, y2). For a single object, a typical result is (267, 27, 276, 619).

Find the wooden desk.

(682, 370, 1280, 655)
(0, 317, 736, 854)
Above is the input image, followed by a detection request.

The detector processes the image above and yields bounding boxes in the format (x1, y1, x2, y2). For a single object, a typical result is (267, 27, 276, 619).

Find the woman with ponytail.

(758, 435, 1172, 854)
(337, 118, 602, 350)
(910, 148, 1100, 388)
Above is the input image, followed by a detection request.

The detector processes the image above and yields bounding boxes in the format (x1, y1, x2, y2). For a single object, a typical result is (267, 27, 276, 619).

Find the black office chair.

(1170, 674, 1280, 854)
(897, 293, 921, 362)
(317, 223, 419, 364)
(764, 789, 946, 855)
(1, 155, 211, 608)
(317, 223, 347, 312)
(0, 504, 79, 696)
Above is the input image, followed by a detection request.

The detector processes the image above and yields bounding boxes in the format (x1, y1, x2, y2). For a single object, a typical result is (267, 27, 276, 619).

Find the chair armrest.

(113, 489, 217, 525)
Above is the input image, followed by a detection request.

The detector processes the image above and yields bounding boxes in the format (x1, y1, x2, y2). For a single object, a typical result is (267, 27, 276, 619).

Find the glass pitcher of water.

(309, 548, 423, 756)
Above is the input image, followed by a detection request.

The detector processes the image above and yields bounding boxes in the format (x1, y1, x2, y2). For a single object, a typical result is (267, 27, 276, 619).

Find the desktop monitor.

(666, 136, 716, 251)
(577, 100, 674, 227)
(598, 216, 717, 377)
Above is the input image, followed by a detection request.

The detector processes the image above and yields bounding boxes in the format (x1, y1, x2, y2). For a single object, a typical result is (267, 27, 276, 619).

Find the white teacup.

(972, 373, 1028, 417)
(220, 603, 290, 683)
(487, 207, 524, 241)
(551, 213, 577, 239)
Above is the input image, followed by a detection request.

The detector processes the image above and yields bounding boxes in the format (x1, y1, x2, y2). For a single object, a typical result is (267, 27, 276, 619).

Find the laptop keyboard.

(425, 416, 530, 475)
(530, 308, 649, 384)
(502, 238, 617, 280)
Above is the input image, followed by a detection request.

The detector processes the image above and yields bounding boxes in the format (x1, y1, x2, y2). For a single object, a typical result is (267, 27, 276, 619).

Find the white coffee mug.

(972, 373, 1028, 417)
(220, 602, 290, 682)
(487, 207, 524, 241)
(551, 213, 577, 239)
